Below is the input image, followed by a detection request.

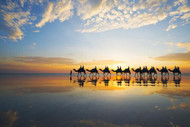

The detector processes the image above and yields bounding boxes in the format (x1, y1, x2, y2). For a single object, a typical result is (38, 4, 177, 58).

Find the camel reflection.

(149, 75, 157, 86)
(74, 75, 86, 87)
(142, 75, 149, 86)
(88, 75, 99, 86)
(123, 75, 131, 86)
(116, 76, 122, 86)
(102, 75, 111, 86)
(173, 76, 181, 87)
(161, 75, 169, 86)
(133, 75, 142, 85)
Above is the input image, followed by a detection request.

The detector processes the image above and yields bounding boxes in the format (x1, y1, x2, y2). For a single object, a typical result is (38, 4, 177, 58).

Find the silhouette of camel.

(86, 66, 99, 76)
(142, 66, 149, 75)
(169, 66, 181, 76)
(157, 66, 169, 76)
(122, 67, 131, 76)
(73, 66, 86, 76)
(112, 66, 122, 75)
(99, 66, 111, 75)
(132, 67, 142, 76)
(148, 66, 157, 77)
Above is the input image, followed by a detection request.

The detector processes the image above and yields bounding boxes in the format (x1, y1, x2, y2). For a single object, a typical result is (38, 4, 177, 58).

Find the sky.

(0, 0, 190, 73)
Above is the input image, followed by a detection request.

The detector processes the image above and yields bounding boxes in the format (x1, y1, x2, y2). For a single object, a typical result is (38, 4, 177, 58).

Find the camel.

(122, 67, 131, 76)
(86, 66, 99, 76)
(148, 66, 157, 77)
(99, 66, 111, 75)
(157, 66, 169, 77)
(112, 66, 122, 75)
(73, 66, 86, 76)
(141, 66, 149, 76)
(132, 67, 142, 76)
(169, 66, 181, 76)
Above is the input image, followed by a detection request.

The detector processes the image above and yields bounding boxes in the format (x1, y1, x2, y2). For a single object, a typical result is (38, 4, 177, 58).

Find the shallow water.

(0, 74, 189, 127)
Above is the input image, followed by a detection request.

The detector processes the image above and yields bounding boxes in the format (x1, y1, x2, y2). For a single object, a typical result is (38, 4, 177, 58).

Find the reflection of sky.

(0, 75, 190, 127)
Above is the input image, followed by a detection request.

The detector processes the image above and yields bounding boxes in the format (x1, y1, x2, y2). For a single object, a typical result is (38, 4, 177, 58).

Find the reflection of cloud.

(16, 85, 74, 95)
(168, 103, 190, 110)
(73, 120, 142, 127)
(0, 110, 18, 127)
(154, 105, 161, 110)
(148, 89, 190, 98)
(169, 121, 180, 127)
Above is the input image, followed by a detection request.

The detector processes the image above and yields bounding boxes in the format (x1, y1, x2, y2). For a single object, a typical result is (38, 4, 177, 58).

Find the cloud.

(165, 42, 175, 46)
(1, 0, 190, 40)
(166, 24, 177, 31)
(13, 56, 76, 65)
(181, 12, 190, 19)
(176, 42, 190, 51)
(36, 0, 74, 27)
(0, 0, 37, 41)
(0, 56, 127, 73)
(32, 42, 37, 49)
(155, 52, 190, 61)
(76, 0, 190, 32)
(33, 30, 40, 32)
(164, 42, 190, 51)
(154, 42, 190, 61)
(79, 60, 125, 66)
(77, 0, 172, 32)
(0, 11, 31, 41)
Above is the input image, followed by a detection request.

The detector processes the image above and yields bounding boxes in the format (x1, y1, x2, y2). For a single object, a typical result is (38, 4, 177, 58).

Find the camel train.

(73, 66, 181, 77)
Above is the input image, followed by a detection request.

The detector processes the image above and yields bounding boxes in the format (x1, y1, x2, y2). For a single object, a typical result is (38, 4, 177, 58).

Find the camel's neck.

(73, 69, 78, 72)
(86, 69, 91, 72)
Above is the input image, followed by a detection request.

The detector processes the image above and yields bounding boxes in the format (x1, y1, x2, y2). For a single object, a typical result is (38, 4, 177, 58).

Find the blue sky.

(0, 0, 190, 72)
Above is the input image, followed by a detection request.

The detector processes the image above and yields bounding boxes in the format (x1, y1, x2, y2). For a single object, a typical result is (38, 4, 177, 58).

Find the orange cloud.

(155, 52, 190, 61)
